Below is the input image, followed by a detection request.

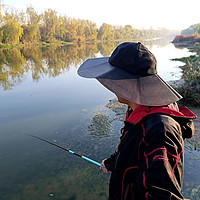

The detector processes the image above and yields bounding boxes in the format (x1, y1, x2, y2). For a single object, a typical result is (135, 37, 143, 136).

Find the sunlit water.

(0, 39, 199, 200)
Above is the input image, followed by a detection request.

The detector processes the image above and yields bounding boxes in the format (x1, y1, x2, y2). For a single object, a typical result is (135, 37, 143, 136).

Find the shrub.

(172, 54, 200, 106)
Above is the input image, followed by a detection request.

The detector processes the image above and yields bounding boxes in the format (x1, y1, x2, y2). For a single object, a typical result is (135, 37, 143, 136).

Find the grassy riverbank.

(172, 43, 200, 107)
(0, 41, 74, 49)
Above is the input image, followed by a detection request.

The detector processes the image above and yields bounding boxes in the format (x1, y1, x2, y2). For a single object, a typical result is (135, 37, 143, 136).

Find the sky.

(3, 0, 200, 30)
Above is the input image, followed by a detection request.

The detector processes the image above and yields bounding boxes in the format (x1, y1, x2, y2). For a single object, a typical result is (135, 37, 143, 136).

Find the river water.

(0, 38, 199, 200)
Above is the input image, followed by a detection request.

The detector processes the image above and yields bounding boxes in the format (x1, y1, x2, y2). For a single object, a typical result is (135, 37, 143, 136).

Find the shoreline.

(170, 41, 200, 107)
(0, 41, 74, 49)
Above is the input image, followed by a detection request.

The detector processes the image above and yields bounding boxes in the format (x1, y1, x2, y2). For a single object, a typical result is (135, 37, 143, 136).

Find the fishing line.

(26, 134, 102, 167)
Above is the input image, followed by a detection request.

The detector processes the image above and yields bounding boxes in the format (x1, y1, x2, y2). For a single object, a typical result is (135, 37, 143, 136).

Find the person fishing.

(77, 42, 197, 200)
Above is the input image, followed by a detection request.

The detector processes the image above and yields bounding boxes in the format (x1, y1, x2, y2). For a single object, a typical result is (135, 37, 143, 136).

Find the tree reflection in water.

(0, 43, 100, 90)
(0, 39, 169, 91)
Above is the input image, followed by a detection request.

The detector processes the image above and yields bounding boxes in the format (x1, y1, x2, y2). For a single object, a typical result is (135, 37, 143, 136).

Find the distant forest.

(0, 4, 179, 45)
(181, 23, 200, 35)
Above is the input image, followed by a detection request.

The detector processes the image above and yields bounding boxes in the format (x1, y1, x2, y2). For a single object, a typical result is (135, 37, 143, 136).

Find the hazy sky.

(4, 0, 200, 30)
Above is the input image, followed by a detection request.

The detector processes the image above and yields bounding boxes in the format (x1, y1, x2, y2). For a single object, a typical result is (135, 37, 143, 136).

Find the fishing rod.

(26, 134, 102, 167)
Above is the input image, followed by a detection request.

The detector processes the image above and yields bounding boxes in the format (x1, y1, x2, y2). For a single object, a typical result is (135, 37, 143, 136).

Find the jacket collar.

(126, 105, 196, 124)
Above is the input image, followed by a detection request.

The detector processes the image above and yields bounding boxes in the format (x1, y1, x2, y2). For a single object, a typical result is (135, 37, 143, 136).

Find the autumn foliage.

(172, 34, 200, 43)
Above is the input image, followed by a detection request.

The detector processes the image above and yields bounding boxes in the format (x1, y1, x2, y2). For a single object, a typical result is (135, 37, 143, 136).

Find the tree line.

(181, 23, 200, 35)
(0, 4, 174, 46)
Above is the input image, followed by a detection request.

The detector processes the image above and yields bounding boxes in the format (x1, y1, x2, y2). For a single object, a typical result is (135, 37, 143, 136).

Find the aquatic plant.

(189, 184, 200, 200)
(88, 113, 113, 138)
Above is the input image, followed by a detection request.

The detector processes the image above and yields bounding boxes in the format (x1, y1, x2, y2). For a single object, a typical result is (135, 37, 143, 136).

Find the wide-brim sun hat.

(77, 42, 182, 106)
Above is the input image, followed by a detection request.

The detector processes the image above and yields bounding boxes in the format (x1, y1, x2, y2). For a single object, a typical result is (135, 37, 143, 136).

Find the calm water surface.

(0, 39, 199, 200)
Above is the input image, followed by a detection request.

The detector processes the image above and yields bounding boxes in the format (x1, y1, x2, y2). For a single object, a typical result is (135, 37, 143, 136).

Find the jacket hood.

(126, 105, 197, 139)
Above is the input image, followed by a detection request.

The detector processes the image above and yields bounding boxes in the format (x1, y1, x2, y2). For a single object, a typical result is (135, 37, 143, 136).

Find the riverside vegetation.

(171, 22, 200, 106)
(172, 43, 200, 106)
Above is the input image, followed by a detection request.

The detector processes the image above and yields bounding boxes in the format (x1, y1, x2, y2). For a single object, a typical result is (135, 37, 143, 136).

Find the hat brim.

(78, 57, 182, 106)
(78, 57, 112, 78)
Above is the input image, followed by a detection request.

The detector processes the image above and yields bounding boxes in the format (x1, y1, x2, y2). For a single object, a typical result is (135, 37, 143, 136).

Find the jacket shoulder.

(143, 113, 180, 135)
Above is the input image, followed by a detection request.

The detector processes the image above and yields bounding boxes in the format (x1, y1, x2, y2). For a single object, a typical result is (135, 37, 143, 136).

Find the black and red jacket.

(104, 103, 196, 200)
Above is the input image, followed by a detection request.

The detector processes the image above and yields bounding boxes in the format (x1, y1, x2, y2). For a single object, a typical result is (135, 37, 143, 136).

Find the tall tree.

(97, 23, 114, 41)
(124, 25, 133, 39)
(2, 11, 23, 44)
(84, 20, 97, 41)
(26, 6, 41, 25)
(62, 16, 78, 42)
(22, 6, 41, 43)
(41, 9, 59, 42)
(77, 19, 86, 42)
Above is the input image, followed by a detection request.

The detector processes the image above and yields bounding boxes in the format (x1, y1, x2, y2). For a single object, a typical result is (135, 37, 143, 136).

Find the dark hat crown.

(108, 42, 157, 76)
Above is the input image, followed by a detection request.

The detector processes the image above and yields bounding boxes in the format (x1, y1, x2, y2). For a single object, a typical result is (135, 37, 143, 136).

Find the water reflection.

(0, 48, 27, 90)
(0, 44, 99, 90)
(0, 38, 176, 91)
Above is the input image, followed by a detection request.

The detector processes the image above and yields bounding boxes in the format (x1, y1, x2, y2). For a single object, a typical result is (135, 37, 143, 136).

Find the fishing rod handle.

(69, 149, 102, 167)
(81, 156, 102, 167)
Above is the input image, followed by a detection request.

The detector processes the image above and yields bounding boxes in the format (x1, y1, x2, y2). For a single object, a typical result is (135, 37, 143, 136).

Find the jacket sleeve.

(136, 117, 184, 200)
(104, 151, 117, 172)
